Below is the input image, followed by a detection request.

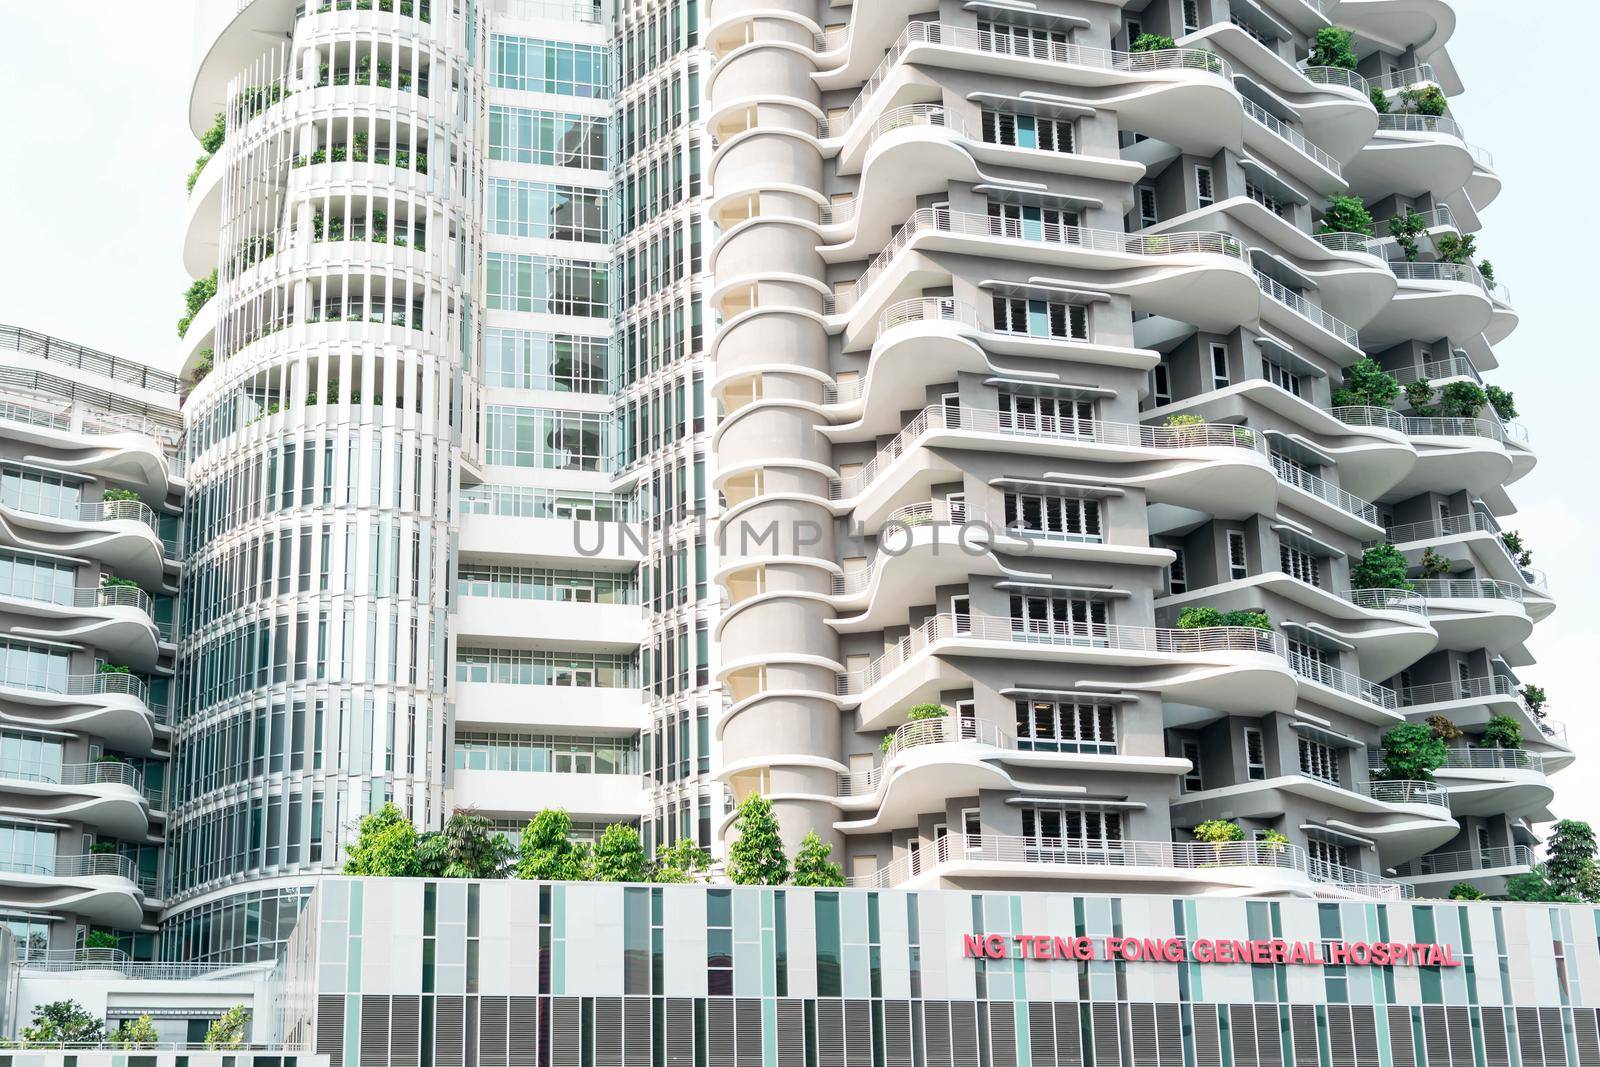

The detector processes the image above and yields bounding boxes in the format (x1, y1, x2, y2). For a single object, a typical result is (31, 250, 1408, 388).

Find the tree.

(1501, 530, 1532, 567)
(792, 831, 846, 887)
(1377, 722, 1448, 782)
(516, 809, 590, 881)
(1418, 547, 1452, 579)
(111, 1015, 159, 1050)
(1318, 195, 1373, 237)
(1486, 385, 1516, 421)
(1400, 84, 1448, 116)
(20, 1001, 105, 1047)
(201, 112, 227, 155)
(343, 802, 419, 877)
(1351, 544, 1412, 590)
(84, 929, 120, 951)
(1545, 821, 1600, 903)
(416, 830, 451, 877)
(727, 795, 789, 885)
(1520, 684, 1548, 721)
(1479, 715, 1522, 750)
(1131, 33, 1176, 52)
(1192, 820, 1245, 861)
(1177, 607, 1271, 631)
(1388, 211, 1427, 262)
(1368, 85, 1390, 114)
(177, 270, 219, 339)
(1425, 715, 1463, 742)
(441, 808, 514, 878)
(1434, 233, 1477, 266)
(205, 1005, 250, 1050)
(1447, 882, 1485, 901)
(651, 839, 712, 884)
(1437, 381, 1488, 418)
(1331, 357, 1400, 409)
(1404, 378, 1436, 414)
(1479, 260, 1496, 287)
(1308, 26, 1358, 69)
(1506, 868, 1566, 903)
(884, 702, 950, 751)
(589, 823, 649, 882)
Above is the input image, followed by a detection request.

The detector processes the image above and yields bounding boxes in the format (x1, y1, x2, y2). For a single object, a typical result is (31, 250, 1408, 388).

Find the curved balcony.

(0, 851, 143, 927)
(1347, 113, 1492, 206)
(818, 209, 1256, 348)
(1386, 352, 1478, 386)
(836, 612, 1295, 731)
(0, 672, 160, 754)
(182, 143, 227, 280)
(1267, 454, 1380, 535)
(1239, 97, 1344, 189)
(1359, 261, 1491, 348)
(0, 759, 151, 838)
(826, 22, 1238, 160)
(1369, 65, 1438, 93)
(1254, 270, 1363, 360)
(1331, 408, 1523, 501)
(1392, 844, 1535, 896)
(1402, 578, 1530, 651)
(1286, 648, 1400, 723)
(828, 402, 1274, 530)
(0, 583, 162, 668)
(0, 498, 171, 586)
(1383, 512, 1554, 616)
(848, 832, 1410, 900)
(1394, 675, 1567, 762)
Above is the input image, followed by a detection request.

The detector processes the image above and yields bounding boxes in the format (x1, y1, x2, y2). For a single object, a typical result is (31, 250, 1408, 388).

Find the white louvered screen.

(508, 997, 538, 1067)
(990, 1003, 1017, 1067)
(595, 998, 623, 1067)
(1193, 1006, 1221, 1067)
(625, 997, 653, 1067)
(551, 999, 581, 1067)
(392, 995, 423, 1067)
(1482, 1008, 1510, 1067)
(777, 999, 807, 1067)
(436, 996, 465, 1067)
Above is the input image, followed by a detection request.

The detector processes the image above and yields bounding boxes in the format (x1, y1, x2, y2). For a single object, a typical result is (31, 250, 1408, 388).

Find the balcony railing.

(0, 670, 151, 707)
(836, 612, 1281, 695)
(1385, 510, 1500, 546)
(1255, 270, 1360, 347)
(831, 403, 1264, 499)
(839, 21, 1230, 136)
(0, 324, 181, 393)
(849, 832, 1409, 899)
(1364, 779, 1449, 807)
(1299, 66, 1369, 94)
(822, 299, 978, 404)
(830, 500, 979, 594)
(18, 948, 240, 979)
(837, 716, 1009, 795)
(1370, 747, 1545, 774)
(1241, 97, 1342, 176)
(1407, 578, 1523, 603)
(1387, 353, 1480, 386)
(0, 758, 142, 791)
(460, 484, 637, 523)
(0, 852, 139, 882)
(827, 207, 1245, 315)
(1391, 844, 1533, 879)
(1330, 407, 1513, 445)
(1388, 260, 1489, 292)
(0, 580, 156, 620)
(1377, 112, 1466, 140)
(1396, 674, 1518, 708)
(1269, 455, 1377, 524)
(1369, 64, 1437, 92)
(1287, 650, 1397, 710)
(1344, 587, 1429, 615)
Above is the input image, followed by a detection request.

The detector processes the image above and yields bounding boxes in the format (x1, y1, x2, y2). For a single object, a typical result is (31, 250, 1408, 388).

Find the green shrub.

(186, 154, 210, 194)
(177, 270, 218, 339)
(1425, 715, 1463, 741)
(1418, 547, 1452, 578)
(1177, 607, 1271, 630)
(1193, 819, 1245, 844)
(1350, 544, 1412, 590)
(201, 112, 226, 154)
(1400, 84, 1448, 116)
(102, 487, 140, 502)
(1318, 194, 1373, 237)
(1520, 684, 1547, 719)
(84, 930, 119, 950)
(112, 1014, 158, 1050)
(1480, 715, 1523, 749)
(1131, 33, 1176, 52)
(1437, 381, 1487, 418)
(1434, 233, 1476, 265)
(1500, 530, 1531, 566)
(1479, 260, 1496, 287)
(1377, 722, 1448, 781)
(1308, 26, 1358, 69)
(205, 1005, 249, 1050)
(20, 1000, 104, 1047)
(1486, 385, 1516, 421)
(1387, 210, 1427, 261)
(1369, 85, 1390, 114)
(791, 831, 846, 887)
(1448, 882, 1485, 901)
(1331, 357, 1400, 408)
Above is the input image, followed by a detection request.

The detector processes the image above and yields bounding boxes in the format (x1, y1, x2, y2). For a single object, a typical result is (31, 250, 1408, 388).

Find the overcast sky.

(0, 4, 1593, 830)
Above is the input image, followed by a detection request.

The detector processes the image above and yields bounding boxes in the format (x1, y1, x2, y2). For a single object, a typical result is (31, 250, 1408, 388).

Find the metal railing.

(849, 832, 1409, 899)
(1387, 353, 1480, 386)
(1364, 779, 1449, 808)
(0, 670, 153, 707)
(490, 0, 602, 20)
(1391, 845, 1533, 878)
(1270, 455, 1377, 524)
(0, 324, 181, 393)
(1384, 510, 1499, 546)
(838, 21, 1230, 136)
(1255, 270, 1360, 347)
(1300, 66, 1369, 94)
(19, 948, 246, 979)
(1388, 260, 1489, 292)
(1377, 112, 1466, 140)
(0, 758, 142, 790)
(2, 852, 139, 881)
(823, 299, 978, 404)
(830, 500, 978, 595)
(459, 484, 637, 523)
(79, 498, 162, 536)
(1407, 578, 1524, 602)
(829, 207, 1245, 315)
(1396, 674, 1518, 708)
(1330, 407, 1511, 445)
(837, 716, 1009, 795)
(1313, 231, 1379, 254)
(0, 580, 156, 621)
(831, 403, 1265, 499)
(1241, 97, 1342, 176)
(1369, 64, 1437, 91)
(1345, 587, 1429, 616)
(835, 612, 1282, 695)
(1287, 649, 1397, 709)
(1538, 719, 1568, 744)
(1371, 747, 1545, 773)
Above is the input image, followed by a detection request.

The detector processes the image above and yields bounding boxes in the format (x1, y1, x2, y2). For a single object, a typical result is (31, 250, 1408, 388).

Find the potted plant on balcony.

(1259, 828, 1289, 854)
(1375, 722, 1447, 782)
(1418, 547, 1452, 579)
(1176, 607, 1272, 631)
(1399, 85, 1448, 116)
(1331, 358, 1400, 409)
(1131, 33, 1176, 52)
(84, 930, 119, 951)
(102, 487, 140, 503)
(1486, 385, 1516, 421)
(1351, 544, 1412, 590)
(1437, 381, 1488, 418)
(1520, 684, 1548, 722)
(1434, 233, 1477, 266)
(1368, 86, 1390, 114)
(88, 841, 118, 855)
(881, 703, 949, 752)
(1480, 261, 1496, 287)
(99, 663, 130, 674)
(1501, 530, 1532, 567)
(100, 575, 139, 589)
(1308, 26, 1358, 69)
(1479, 715, 1523, 750)
(1193, 819, 1245, 865)
(1448, 882, 1486, 900)
(1317, 195, 1373, 237)
(176, 270, 217, 339)
(1425, 715, 1463, 741)
(1387, 211, 1427, 262)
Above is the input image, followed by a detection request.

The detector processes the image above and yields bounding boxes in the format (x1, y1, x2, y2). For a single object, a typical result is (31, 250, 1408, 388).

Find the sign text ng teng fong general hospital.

(963, 935, 1462, 968)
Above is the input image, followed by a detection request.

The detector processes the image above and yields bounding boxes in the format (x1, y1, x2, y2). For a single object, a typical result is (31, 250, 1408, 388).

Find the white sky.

(0, 3, 1593, 830)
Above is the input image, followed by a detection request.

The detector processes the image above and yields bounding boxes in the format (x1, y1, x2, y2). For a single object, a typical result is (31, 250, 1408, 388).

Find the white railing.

(838, 21, 1230, 136)
(1255, 270, 1360, 347)
(1369, 64, 1437, 91)
(0, 758, 142, 790)
(837, 716, 1009, 795)
(1372, 747, 1545, 773)
(491, 0, 602, 21)
(850, 833, 1410, 899)
(46, 853, 138, 881)
(18, 949, 242, 979)
(1300, 66, 1369, 94)
(830, 500, 978, 594)
(822, 299, 978, 404)
(1389, 260, 1488, 292)
(829, 207, 1245, 315)
(1287, 649, 1397, 709)
(831, 403, 1265, 499)
(1490, 282, 1512, 305)
(1364, 779, 1449, 808)
(1270, 455, 1377, 524)
(78, 499, 161, 536)
(1345, 587, 1429, 616)
(1396, 674, 1518, 708)
(1387, 353, 1480, 386)
(0, 580, 155, 620)
(1539, 719, 1568, 744)
(1313, 231, 1380, 254)
(1331, 407, 1510, 445)
(1408, 578, 1524, 602)
(1377, 112, 1466, 139)
(460, 484, 636, 522)
(1385, 510, 1499, 546)
(0, 670, 151, 706)
(1241, 97, 1342, 176)
(835, 613, 1282, 695)
(1392, 844, 1533, 878)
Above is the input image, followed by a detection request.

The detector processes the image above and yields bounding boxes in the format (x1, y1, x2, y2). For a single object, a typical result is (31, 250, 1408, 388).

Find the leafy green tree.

(1546, 821, 1600, 903)
(792, 831, 846, 887)
(1506, 867, 1571, 903)
(84, 930, 119, 951)
(1400, 84, 1447, 116)
(205, 1005, 250, 1050)
(589, 823, 649, 882)
(1447, 882, 1485, 901)
(1308, 26, 1358, 69)
(1520, 684, 1548, 721)
(1437, 381, 1488, 418)
(111, 1015, 158, 1050)
(416, 830, 451, 877)
(1479, 260, 1496, 287)
(201, 112, 227, 155)
(515, 809, 590, 881)
(727, 795, 789, 885)
(1192, 821, 1245, 855)
(1377, 723, 1448, 782)
(651, 839, 712, 884)
(1331, 357, 1401, 408)
(1480, 715, 1522, 750)
(1176, 607, 1271, 631)
(1418, 547, 1452, 579)
(1434, 233, 1477, 265)
(1486, 385, 1517, 421)
(1351, 544, 1412, 590)
(177, 270, 218, 338)
(21, 1001, 105, 1047)
(1369, 85, 1390, 114)
(1388, 211, 1426, 261)
(1318, 195, 1374, 237)
(442, 808, 514, 878)
(343, 802, 420, 876)
(1131, 33, 1176, 52)
(1425, 715, 1463, 742)
(883, 703, 949, 751)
